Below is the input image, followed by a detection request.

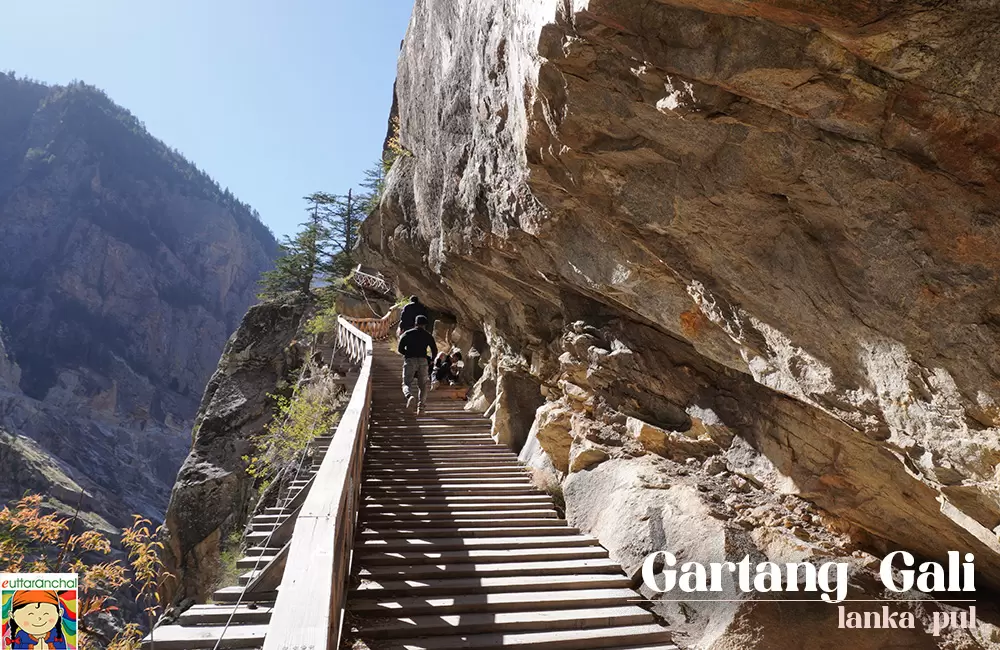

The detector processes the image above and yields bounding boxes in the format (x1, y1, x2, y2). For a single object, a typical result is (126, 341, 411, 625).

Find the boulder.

(491, 366, 545, 453)
(523, 401, 574, 473)
(626, 415, 720, 461)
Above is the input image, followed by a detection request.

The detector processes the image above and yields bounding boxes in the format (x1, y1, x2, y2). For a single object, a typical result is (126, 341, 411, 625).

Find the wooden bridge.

(147, 317, 675, 650)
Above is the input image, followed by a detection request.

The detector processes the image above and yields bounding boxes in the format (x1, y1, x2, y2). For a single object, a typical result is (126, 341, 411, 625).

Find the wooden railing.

(261, 317, 373, 650)
(351, 265, 393, 296)
(344, 306, 399, 341)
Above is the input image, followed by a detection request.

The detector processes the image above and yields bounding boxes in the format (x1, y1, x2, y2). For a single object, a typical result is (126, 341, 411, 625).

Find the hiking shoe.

(406, 396, 416, 412)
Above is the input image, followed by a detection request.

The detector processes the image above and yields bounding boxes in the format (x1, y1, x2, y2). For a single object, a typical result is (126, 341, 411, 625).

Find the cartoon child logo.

(1, 589, 77, 650)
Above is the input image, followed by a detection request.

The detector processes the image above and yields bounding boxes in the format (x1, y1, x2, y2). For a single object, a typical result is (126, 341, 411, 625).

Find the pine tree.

(257, 195, 332, 299)
(360, 158, 388, 215)
(324, 189, 367, 278)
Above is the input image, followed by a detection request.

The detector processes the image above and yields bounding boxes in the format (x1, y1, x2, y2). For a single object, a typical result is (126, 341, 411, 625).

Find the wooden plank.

(357, 605, 652, 639)
(245, 541, 289, 594)
(145, 623, 268, 650)
(283, 475, 315, 511)
(368, 624, 675, 649)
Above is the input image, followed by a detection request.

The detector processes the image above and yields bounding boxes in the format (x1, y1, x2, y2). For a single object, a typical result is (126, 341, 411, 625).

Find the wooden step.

(364, 483, 535, 490)
(369, 429, 492, 434)
(370, 409, 476, 414)
(246, 530, 287, 544)
(369, 443, 500, 450)
(371, 414, 485, 418)
(236, 555, 276, 569)
(365, 489, 542, 498)
(142, 623, 268, 650)
(369, 436, 495, 442)
(361, 509, 559, 521)
(365, 479, 534, 486)
(362, 503, 556, 514)
(211, 585, 278, 603)
(369, 443, 506, 449)
(369, 418, 489, 423)
(243, 545, 284, 557)
(358, 525, 579, 538)
(365, 466, 526, 475)
(360, 517, 567, 530)
(364, 476, 533, 485)
(177, 604, 273, 625)
(366, 625, 675, 649)
(356, 605, 654, 639)
(359, 535, 599, 552)
(365, 457, 517, 464)
(364, 494, 550, 504)
(365, 460, 525, 469)
(368, 452, 511, 459)
(369, 431, 494, 437)
(356, 546, 609, 566)
(370, 429, 493, 435)
(359, 558, 627, 580)
(353, 573, 631, 596)
(238, 569, 261, 586)
(349, 587, 637, 616)
(365, 473, 528, 481)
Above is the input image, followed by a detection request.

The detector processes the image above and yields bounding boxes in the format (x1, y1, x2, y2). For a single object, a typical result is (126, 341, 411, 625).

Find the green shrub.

(243, 378, 341, 485)
(304, 305, 338, 337)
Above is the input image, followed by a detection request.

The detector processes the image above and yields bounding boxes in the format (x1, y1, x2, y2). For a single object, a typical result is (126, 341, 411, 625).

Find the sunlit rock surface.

(362, 0, 1000, 645)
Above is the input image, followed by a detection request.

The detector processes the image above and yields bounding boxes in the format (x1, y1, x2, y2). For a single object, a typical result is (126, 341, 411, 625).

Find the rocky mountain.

(360, 0, 1000, 646)
(0, 73, 277, 527)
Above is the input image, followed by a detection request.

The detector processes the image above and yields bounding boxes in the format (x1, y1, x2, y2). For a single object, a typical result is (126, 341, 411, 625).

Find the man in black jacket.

(398, 296, 428, 336)
(397, 314, 437, 413)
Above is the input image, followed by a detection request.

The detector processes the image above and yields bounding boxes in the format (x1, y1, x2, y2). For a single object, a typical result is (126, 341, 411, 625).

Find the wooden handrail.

(261, 316, 373, 650)
(338, 316, 375, 360)
(344, 307, 399, 341)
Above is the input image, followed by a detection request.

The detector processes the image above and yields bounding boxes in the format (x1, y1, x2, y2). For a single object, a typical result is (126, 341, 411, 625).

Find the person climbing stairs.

(340, 349, 675, 649)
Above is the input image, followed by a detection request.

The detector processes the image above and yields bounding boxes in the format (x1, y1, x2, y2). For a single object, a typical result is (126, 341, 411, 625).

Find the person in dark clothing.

(448, 350, 464, 384)
(432, 352, 452, 385)
(398, 296, 429, 335)
(397, 314, 437, 413)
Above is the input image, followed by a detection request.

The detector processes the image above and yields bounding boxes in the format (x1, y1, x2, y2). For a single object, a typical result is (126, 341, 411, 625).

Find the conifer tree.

(324, 189, 367, 277)
(360, 158, 388, 215)
(257, 195, 331, 299)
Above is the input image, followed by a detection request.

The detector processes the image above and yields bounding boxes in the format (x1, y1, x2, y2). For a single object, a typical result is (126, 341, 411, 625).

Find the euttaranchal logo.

(1, 574, 78, 649)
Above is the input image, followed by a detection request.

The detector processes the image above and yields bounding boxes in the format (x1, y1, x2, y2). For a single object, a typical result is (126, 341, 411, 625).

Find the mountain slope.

(0, 73, 277, 525)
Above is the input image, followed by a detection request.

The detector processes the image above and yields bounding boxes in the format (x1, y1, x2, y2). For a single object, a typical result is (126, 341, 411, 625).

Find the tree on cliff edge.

(257, 196, 330, 299)
(325, 188, 366, 277)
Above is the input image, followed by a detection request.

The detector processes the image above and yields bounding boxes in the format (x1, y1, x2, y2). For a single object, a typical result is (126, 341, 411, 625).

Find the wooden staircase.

(145, 319, 675, 650)
(148, 425, 334, 649)
(342, 353, 675, 649)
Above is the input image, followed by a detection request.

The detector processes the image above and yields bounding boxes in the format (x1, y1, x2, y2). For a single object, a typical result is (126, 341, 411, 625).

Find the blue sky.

(0, 0, 414, 239)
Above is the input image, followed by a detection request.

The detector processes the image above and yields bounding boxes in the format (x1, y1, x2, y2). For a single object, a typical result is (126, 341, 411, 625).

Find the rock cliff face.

(0, 74, 277, 527)
(161, 297, 308, 604)
(362, 1, 1000, 646)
